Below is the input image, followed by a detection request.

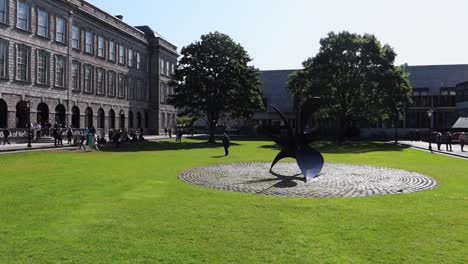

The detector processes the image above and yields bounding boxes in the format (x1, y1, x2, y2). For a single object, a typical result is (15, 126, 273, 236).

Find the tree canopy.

(289, 31, 412, 142)
(169, 32, 264, 143)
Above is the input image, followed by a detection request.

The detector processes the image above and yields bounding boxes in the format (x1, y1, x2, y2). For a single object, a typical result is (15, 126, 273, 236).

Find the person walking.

(67, 127, 73, 145)
(459, 132, 467, 152)
(79, 132, 86, 151)
(53, 127, 58, 147)
(168, 128, 172, 138)
(445, 132, 453, 152)
(436, 132, 442, 151)
(223, 133, 230, 156)
(3, 128, 11, 145)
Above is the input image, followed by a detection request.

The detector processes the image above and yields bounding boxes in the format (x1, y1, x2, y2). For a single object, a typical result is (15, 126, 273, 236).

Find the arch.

(16, 101, 29, 128)
(97, 108, 105, 129)
(55, 104, 66, 127)
(129, 111, 134, 128)
(119, 110, 125, 129)
(37, 102, 49, 126)
(85, 107, 93, 128)
(71, 106, 80, 128)
(0, 99, 8, 128)
(109, 109, 116, 129)
(137, 112, 142, 129)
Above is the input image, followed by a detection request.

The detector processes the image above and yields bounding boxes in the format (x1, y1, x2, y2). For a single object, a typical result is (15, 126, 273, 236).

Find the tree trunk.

(209, 120, 216, 144)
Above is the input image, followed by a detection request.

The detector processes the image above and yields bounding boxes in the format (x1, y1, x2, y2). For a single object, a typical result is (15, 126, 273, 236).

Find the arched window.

(137, 112, 142, 129)
(16, 101, 29, 128)
(161, 112, 166, 130)
(85, 107, 93, 128)
(55, 104, 66, 126)
(98, 108, 105, 129)
(109, 109, 115, 129)
(129, 111, 134, 128)
(0, 99, 8, 128)
(37, 102, 49, 126)
(119, 110, 125, 129)
(71, 106, 80, 128)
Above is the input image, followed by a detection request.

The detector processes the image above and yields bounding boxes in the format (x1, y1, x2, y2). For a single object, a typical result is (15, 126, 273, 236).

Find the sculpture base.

(180, 162, 437, 198)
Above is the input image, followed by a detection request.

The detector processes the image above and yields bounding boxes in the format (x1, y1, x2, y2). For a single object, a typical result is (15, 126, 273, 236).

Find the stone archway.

(137, 112, 142, 129)
(109, 109, 116, 129)
(129, 111, 134, 128)
(16, 101, 29, 128)
(97, 108, 105, 129)
(119, 110, 125, 129)
(0, 99, 7, 128)
(85, 107, 93, 128)
(71, 106, 80, 128)
(55, 104, 66, 127)
(37, 102, 49, 127)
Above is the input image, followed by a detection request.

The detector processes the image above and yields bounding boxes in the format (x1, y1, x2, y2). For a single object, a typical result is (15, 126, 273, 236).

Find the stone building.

(0, 0, 178, 135)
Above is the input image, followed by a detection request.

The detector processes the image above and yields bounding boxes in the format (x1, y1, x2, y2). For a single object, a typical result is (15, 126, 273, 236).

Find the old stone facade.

(0, 0, 178, 135)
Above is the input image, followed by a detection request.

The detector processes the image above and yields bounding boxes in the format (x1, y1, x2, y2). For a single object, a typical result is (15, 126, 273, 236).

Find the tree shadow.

(259, 141, 410, 154)
(101, 140, 240, 153)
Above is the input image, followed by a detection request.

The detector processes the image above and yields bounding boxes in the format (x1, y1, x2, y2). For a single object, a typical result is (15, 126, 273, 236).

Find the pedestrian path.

(0, 134, 205, 154)
(399, 140, 468, 159)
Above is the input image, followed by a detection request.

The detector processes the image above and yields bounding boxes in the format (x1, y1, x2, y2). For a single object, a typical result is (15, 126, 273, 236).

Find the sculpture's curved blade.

(296, 145, 324, 181)
(271, 105, 294, 138)
(270, 149, 296, 170)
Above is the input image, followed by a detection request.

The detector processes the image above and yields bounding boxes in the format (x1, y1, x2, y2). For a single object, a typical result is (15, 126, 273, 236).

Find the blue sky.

(89, 0, 468, 70)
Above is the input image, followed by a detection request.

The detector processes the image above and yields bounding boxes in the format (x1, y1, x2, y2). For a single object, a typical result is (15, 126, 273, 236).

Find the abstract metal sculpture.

(270, 97, 324, 182)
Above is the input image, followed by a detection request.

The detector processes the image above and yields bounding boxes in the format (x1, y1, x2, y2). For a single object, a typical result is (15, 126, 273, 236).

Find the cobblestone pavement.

(180, 162, 438, 198)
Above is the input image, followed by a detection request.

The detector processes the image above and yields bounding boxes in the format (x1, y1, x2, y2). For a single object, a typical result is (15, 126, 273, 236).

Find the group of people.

(108, 128, 145, 148)
(434, 131, 467, 152)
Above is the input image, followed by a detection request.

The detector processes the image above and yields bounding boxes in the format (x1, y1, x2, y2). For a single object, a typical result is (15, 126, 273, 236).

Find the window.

(97, 68, 105, 94)
(37, 9, 49, 37)
(72, 26, 80, 49)
(171, 63, 175, 75)
(166, 61, 170, 76)
(0, 0, 7, 24)
(84, 64, 93, 92)
(124, 76, 129, 98)
(55, 17, 66, 43)
(118, 73, 124, 97)
(97, 36, 105, 58)
(109, 41, 115, 61)
(160, 59, 164, 75)
(128, 49, 133, 67)
(16, 45, 30, 81)
(160, 83, 165, 103)
(0, 40, 7, 79)
(129, 78, 135, 100)
(55, 56, 66, 87)
(17, 1, 30, 31)
(108, 71, 115, 96)
(85, 31, 93, 54)
(136, 52, 141, 70)
(118, 45, 125, 64)
(36, 50, 49, 85)
(71, 61, 80, 91)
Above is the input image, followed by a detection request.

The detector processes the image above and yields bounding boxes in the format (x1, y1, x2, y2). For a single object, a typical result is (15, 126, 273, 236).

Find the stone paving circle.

(179, 162, 438, 198)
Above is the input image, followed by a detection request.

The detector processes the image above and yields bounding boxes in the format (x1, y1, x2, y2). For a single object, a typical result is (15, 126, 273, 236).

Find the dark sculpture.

(270, 97, 324, 182)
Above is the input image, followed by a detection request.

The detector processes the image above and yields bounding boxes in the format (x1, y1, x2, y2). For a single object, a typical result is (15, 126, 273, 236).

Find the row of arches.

(0, 99, 145, 130)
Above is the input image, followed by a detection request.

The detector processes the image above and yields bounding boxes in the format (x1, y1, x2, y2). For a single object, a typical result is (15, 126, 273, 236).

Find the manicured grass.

(0, 139, 466, 263)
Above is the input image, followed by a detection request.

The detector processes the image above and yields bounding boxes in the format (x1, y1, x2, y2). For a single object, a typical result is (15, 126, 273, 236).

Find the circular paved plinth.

(180, 162, 437, 198)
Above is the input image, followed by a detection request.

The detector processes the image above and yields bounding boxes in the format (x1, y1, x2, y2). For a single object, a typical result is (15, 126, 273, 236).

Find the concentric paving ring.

(179, 162, 438, 198)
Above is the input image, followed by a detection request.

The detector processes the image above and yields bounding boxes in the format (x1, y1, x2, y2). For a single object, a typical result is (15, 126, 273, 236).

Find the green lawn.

(0, 139, 466, 263)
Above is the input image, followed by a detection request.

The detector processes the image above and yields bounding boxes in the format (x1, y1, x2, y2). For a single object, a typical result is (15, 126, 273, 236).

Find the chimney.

(115, 15, 123, 20)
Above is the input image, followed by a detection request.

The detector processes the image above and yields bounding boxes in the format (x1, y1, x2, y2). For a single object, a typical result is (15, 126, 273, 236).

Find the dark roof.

(406, 64, 468, 90)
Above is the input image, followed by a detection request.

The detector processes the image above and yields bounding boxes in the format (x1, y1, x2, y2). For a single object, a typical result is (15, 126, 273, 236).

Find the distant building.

(256, 65, 468, 132)
(0, 0, 178, 135)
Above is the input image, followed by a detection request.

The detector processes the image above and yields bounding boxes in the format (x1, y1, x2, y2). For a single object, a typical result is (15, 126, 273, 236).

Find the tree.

(168, 32, 264, 143)
(288, 31, 412, 142)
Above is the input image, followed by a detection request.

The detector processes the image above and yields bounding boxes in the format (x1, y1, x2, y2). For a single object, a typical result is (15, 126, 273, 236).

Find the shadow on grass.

(101, 140, 240, 153)
(259, 141, 410, 154)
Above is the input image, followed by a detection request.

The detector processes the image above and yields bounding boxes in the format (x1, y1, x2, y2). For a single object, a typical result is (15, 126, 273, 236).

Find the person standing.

(3, 128, 11, 145)
(168, 128, 172, 138)
(223, 133, 230, 156)
(67, 127, 73, 145)
(446, 132, 453, 152)
(436, 132, 442, 151)
(459, 132, 467, 152)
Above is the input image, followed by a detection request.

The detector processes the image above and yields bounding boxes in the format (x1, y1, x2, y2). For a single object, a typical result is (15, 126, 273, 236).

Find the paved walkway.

(399, 140, 468, 159)
(0, 134, 205, 154)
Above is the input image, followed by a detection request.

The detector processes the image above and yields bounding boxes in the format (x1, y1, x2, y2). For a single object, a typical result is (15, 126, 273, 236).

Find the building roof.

(453, 117, 468, 128)
(406, 64, 468, 91)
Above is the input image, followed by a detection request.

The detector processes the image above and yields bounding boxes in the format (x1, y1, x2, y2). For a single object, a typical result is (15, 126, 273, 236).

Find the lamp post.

(427, 109, 434, 151)
(26, 101, 32, 148)
(394, 103, 404, 144)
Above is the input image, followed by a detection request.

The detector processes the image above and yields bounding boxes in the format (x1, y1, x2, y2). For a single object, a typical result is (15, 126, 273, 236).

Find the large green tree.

(168, 32, 264, 143)
(289, 31, 412, 142)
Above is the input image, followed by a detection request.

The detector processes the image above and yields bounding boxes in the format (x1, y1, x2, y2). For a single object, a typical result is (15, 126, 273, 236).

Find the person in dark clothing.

(459, 132, 467, 152)
(446, 132, 453, 152)
(67, 128, 73, 145)
(168, 128, 172, 138)
(58, 129, 64, 146)
(222, 133, 230, 156)
(3, 128, 11, 145)
(435, 132, 442, 151)
(53, 128, 59, 146)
